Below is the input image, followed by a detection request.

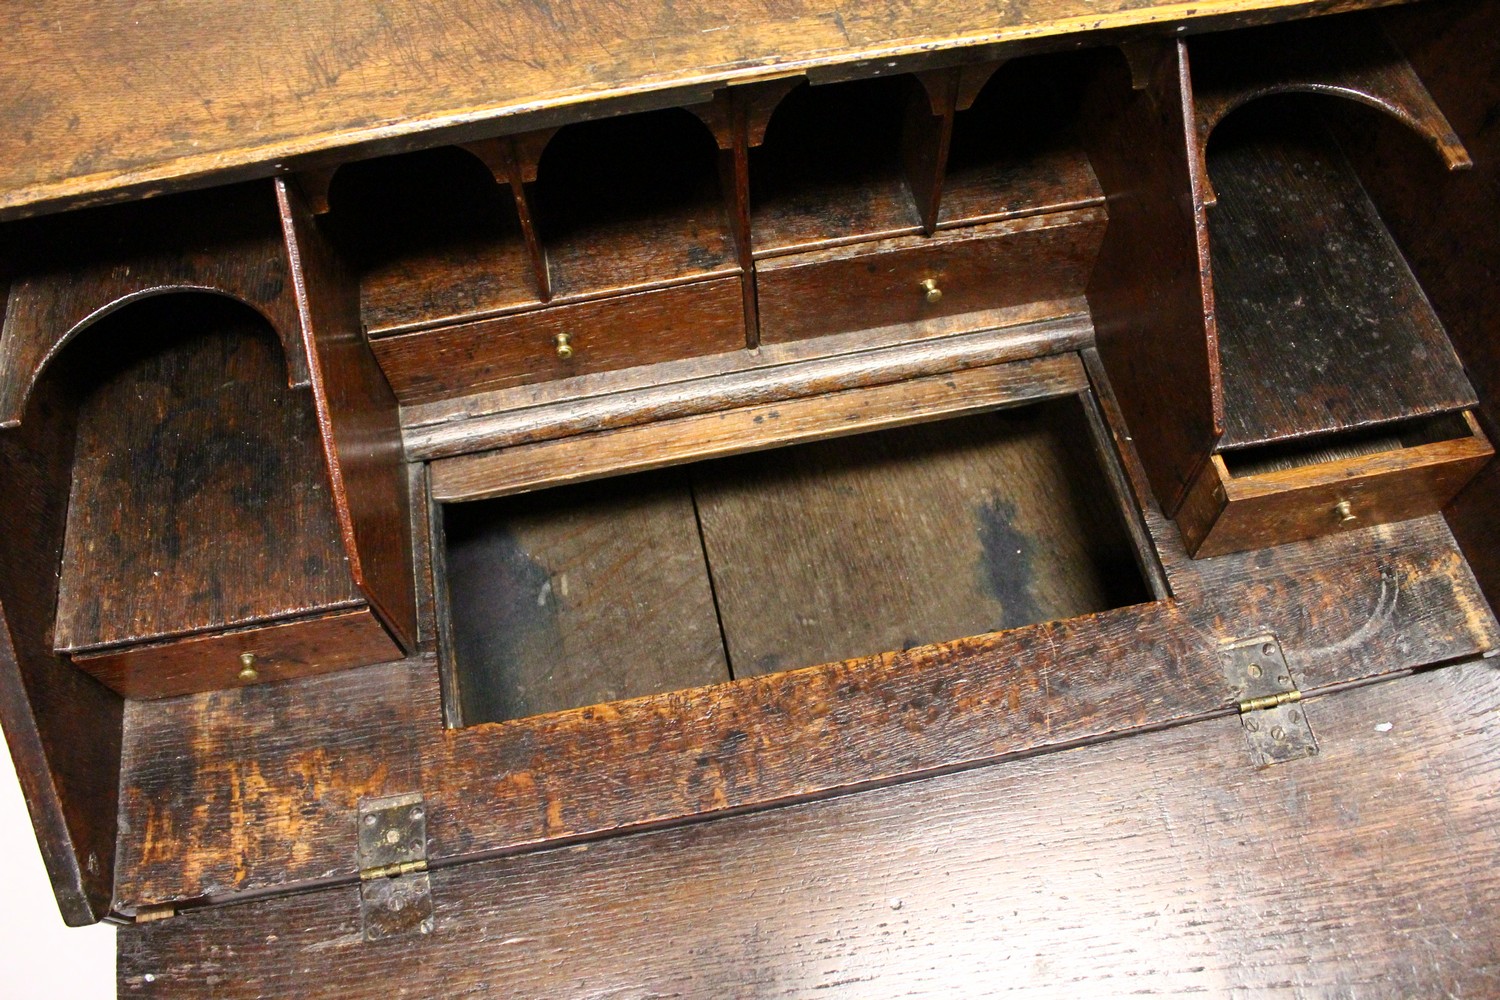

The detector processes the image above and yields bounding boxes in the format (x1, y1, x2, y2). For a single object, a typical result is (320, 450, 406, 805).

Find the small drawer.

(1177, 411, 1494, 558)
(68, 607, 403, 699)
(753, 209, 1105, 344)
(370, 276, 746, 404)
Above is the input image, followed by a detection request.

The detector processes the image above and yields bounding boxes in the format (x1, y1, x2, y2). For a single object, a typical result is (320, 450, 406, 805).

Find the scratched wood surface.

(0, 0, 1416, 220)
(1207, 102, 1476, 448)
(112, 503, 1499, 910)
(53, 295, 361, 654)
(119, 660, 1500, 997)
(443, 470, 729, 725)
(693, 398, 1149, 676)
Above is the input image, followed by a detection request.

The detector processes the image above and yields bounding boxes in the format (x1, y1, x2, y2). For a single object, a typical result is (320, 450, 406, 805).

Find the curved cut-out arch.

(1189, 19, 1471, 206)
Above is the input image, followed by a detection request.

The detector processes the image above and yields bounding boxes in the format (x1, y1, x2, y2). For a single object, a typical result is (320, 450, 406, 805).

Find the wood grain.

(0, 0, 1417, 221)
(404, 313, 1094, 462)
(1084, 40, 1222, 517)
(938, 51, 1106, 229)
(755, 209, 1105, 343)
(0, 373, 121, 925)
(71, 607, 401, 701)
(1178, 413, 1494, 557)
(1207, 103, 1476, 448)
(279, 178, 418, 655)
(322, 145, 542, 337)
(53, 295, 362, 654)
(119, 661, 1500, 997)
(111, 509, 1500, 909)
(0, 184, 308, 426)
(532, 109, 739, 299)
(371, 276, 746, 405)
(429, 355, 1087, 503)
(443, 471, 730, 725)
(693, 396, 1150, 676)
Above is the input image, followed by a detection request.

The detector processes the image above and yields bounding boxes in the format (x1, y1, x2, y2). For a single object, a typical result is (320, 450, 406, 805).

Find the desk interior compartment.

(439, 390, 1152, 726)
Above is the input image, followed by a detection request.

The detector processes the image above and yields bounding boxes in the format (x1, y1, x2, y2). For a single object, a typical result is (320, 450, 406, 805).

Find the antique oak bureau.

(3, 0, 1500, 994)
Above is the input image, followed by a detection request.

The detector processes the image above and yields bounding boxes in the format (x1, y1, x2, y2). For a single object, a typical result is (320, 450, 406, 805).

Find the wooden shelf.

(749, 76, 925, 258)
(533, 109, 738, 300)
(53, 294, 362, 655)
(937, 54, 1104, 230)
(327, 146, 542, 337)
(1208, 102, 1476, 450)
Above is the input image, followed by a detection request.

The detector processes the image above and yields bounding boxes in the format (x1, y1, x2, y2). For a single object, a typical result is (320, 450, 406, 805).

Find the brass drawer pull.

(555, 333, 574, 359)
(237, 652, 259, 683)
(1333, 499, 1356, 524)
(920, 278, 942, 304)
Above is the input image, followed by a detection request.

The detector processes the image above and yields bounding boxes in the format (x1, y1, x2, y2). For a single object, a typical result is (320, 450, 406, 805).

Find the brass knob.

(1333, 500, 1356, 524)
(920, 278, 943, 304)
(237, 652, 259, 684)
(555, 333, 574, 360)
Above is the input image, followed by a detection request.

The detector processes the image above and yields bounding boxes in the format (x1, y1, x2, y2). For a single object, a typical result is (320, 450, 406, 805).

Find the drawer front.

(371, 276, 746, 404)
(1178, 414, 1495, 558)
(754, 209, 1105, 344)
(70, 606, 403, 699)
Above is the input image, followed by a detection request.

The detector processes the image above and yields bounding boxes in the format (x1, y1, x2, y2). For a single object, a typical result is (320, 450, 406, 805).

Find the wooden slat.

(110, 510, 1500, 909)
(0, 1, 1416, 221)
(119, 661, 1500, 997)
(442, 470, 730, 725)
(1208, 105, 1476, 448)
(692, 396, 1148, 675)
(429, 355, 1086, 502)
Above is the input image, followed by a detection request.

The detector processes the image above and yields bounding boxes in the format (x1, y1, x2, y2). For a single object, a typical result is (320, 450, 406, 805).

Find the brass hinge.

(1221, 636, 1318, 766)
(357, 792, 434, 941)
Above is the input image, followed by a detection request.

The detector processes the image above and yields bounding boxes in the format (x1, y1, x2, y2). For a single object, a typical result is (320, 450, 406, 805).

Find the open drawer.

(1177, 411, 1494, 557)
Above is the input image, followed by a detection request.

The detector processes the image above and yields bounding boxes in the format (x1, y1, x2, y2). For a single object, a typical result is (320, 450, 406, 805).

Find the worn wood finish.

(371, 276, 746, 405)
(750, 75, 925, 257)
(1084, 40, 1222, 517)
(1207, 104, 1476, 448)
(938, 52, 1105, 229)
(1189, 12, 1471, 206)
(0, 1, 1418, 221)
(72, 608, 401, 701)
(532, 110, 739, 300)
(53, 296, 362, 655)
(1351, 0, 1500, 606)
(0, 374, 120, 925)
(403, 312, 1094, 462)
(1177, 412, 1494, 557)
(430, 355, 1086, 503)
(444, 471, 730, 725)
(756, 209, 1105, 343)
(279, 178, 418, 654)
(112, 509, 1499, 908)
(694, 397, 1150, 676)
(323, 146, 542, 337)
(120, 661, 1500, 997)
(0, 185, 308, 426)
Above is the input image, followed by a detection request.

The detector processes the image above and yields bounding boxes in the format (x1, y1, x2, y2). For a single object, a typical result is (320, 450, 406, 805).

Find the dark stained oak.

(693, 396, 1150, 676)
(370, 276, 747, 406)
(53, 297, 361, 657)
(443, 470, 730, 725)
(1084, 40, 1222, 518)
(0, 184, 309, 426)
(118, 661, 1500, 997)
(1207, 103, 1477, 448)
(754, 209, 1106, 343)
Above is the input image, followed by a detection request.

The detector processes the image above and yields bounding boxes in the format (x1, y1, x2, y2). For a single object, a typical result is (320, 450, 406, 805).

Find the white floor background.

(0, 741, 116, 998)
